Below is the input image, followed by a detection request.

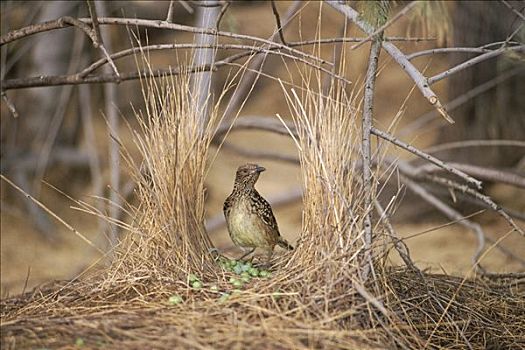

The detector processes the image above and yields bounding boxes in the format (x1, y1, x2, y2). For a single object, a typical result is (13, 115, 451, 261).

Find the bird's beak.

(255, 165, 266, 173)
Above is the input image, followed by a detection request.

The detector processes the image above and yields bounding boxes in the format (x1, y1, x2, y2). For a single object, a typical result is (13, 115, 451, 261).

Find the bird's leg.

(238, 247, 256, 261)
(255, 250, 273, 269)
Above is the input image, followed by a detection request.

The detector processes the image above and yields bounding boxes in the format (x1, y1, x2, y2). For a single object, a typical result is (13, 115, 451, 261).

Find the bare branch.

(398, 67, 522, 136)
(361, 33, 382, 280)
(220, 142, 299, 165)
(421, 174, 525, 237)
(86, 0, 102, 47)
(221, 0, 303, 122)
(428, 45, 524, 85)
(271, 0, 287, 45)
(408, 47, 493, 60)
(1, 16, 328, 66)
(178, 0, 194, 14)
(371, 127, 483, 189)
(325, 0, 455, 124)
(500, 0, 525, 21)
(85, 1, 120, 78)
(351, 1, 419, 50)
(416, 162, 525, 189)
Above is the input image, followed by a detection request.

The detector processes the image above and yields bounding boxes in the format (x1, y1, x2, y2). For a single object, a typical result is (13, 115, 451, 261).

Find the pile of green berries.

(167, 257, 273, 305)
(218, 257, 271, 288)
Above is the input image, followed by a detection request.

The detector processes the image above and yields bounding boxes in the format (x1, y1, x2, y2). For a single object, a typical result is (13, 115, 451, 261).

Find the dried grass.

(2, 58, 524, 350)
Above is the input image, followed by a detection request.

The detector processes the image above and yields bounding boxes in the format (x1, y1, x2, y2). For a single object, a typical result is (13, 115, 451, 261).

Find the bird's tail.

(277, 238, 294, 250)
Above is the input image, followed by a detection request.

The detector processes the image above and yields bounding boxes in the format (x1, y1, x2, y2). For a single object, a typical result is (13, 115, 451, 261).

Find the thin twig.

(98, 0, 120, 249)
(351, 1, 419, 50)
(374, 200, 419, 272)
(408, 47, 494, 60)
(1, 90, 18, 117)
(84, 1, 120, 78)
(371, 127, 483, 189)
(421, 174, 525, 237)
(416, 162, 525, 189)
(399, 175, 487, 273)
(222, 0, 304, 122)
(500, 0, 525, 21)
(271, 0, 287, 45)
(1, 174, 104, 254)
(178, 0, 194, 14)
(86, 0, 102, 47)
(166, 0, 175, 23)
(428, 45, 524, 85)
(215, 1, 230, 30)
(220, 141, 299, 165)
(398, 67, 522, 136)
(325, 0, 454, 124)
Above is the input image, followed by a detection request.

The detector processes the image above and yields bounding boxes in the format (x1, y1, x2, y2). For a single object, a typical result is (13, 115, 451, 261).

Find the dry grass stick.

(79, 83, 106, 237)
(1, 174, 103, 254)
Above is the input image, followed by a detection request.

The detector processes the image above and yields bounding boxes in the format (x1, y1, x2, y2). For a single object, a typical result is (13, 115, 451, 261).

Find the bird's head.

(234, 163, 266, 190)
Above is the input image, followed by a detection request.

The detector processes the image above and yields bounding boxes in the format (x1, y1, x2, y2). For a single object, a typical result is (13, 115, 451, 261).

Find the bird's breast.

(227, 199, 272, 248)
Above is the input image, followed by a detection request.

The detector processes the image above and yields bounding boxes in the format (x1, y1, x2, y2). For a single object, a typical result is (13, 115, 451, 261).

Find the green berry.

(75, 338, 85, 347)
(241, 275, 251, 283)
(210, 285, 219, 292)
(232, 279, 244, 288)
(188, 273, 199, 282)
(168, 294, 183, 305)
(233, 265, 243, 275)
(248, 267, 259, 277)
(191, 281, 203, 289)
(218, 293, 230, 302)
(259, 270, 271, 278)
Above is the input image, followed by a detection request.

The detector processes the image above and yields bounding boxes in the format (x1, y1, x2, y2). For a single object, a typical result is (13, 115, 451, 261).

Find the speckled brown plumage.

(224, 163, 293, 262)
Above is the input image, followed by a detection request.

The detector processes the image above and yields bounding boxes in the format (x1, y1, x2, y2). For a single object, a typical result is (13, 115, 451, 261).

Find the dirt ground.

(1, 1, 524, 297)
